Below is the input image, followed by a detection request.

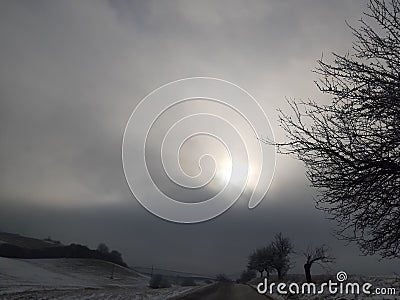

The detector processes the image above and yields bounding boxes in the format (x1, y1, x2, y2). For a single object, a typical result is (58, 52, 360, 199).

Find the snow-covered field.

(0, 257, 195, 299)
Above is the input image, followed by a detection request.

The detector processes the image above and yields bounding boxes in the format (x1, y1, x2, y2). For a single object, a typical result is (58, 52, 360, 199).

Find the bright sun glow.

(217, 161, 232, 182)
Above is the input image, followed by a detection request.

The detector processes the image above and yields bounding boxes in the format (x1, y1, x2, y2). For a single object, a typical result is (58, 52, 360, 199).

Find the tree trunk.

(277, 269, 282, 280)
(304, 263, 312, 283)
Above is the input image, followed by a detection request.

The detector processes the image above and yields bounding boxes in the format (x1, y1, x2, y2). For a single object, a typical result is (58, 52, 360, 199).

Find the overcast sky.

(1, 0, 399, 276)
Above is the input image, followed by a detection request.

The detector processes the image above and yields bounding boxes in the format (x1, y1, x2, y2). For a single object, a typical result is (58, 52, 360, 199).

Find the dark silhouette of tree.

(248, 233, 293, 280)
(303, 245, 334, 283)
(261, 245, 275, 279)
(248, 249, 265, 277)
(270, 233, 293, 280)
(109, 250, 123, 265)
(97, 243, 109, 254)
(248, 246, 274, 278)
(268, 0, 400, 259)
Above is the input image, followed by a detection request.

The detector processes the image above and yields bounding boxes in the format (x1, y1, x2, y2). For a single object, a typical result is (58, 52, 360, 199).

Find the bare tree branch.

(264, 0, 400, 259)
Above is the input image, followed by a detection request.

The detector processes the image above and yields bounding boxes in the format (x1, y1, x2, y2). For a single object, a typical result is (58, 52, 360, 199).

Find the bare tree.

(97, 243, 109, 254)
(248, 248, 266, 277)
(303, 245, 334, 283)
(248, 233, 293, 280)
(268, 0, 400, 258)
(270, 233, 293, 280)
(261, 245, 275, 279)
(248, 246, 274, 278)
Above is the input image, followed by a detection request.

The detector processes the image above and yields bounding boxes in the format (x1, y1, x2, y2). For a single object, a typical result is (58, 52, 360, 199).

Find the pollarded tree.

(271, 0, 400, 259)
(303, 245, 334, 283)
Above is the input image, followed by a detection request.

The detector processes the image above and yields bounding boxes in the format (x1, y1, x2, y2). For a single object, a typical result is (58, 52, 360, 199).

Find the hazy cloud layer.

(1, 0, 398, 275)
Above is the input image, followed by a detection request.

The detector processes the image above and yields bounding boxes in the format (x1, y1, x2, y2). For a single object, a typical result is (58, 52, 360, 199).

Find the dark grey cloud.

(1, 0, 398, 276)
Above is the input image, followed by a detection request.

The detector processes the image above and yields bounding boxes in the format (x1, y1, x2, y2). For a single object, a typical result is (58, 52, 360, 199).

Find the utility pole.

(110, 264, 115, 279)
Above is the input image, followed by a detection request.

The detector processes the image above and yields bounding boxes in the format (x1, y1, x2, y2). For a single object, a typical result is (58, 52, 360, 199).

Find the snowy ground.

(0, 257, 196, 299)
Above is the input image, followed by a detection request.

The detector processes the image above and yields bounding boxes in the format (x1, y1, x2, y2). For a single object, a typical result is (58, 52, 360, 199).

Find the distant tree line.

(0, 242, 127, 267)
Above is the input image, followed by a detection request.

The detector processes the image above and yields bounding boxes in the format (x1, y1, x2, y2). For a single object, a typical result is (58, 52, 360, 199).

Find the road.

(177, 283, 272, 300)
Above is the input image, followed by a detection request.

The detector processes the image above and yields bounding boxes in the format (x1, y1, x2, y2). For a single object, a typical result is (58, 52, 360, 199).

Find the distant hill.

(0, 257, 145, 295)
(0, 232, 62, 249)
(0, 231, 127, 267)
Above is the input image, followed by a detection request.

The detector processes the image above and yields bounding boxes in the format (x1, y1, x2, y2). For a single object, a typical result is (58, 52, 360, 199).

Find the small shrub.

(149, 274, 171, 289)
